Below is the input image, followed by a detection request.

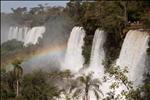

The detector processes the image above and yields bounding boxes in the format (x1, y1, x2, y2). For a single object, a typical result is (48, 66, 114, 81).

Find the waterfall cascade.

(8, 26, 29, 42)
(87, 29, 106, 99)
(8, 26, 46, 47)
(87, 29, 106, 78)
(100, 30, 149, 99)
(24, 26, 46, 46)
(63, 27, 85, 73)
(8, 25, 149, 99)
(117, 30, 149, 87)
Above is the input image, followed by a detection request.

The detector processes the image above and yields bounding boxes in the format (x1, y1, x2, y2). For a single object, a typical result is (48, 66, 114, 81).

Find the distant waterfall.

(8, 27, 13, 40)
(24, 26, 46, 46)
(8, 26, 29, 42)
(117, 30, 149, 86)
(88, 29, 106, 78)
(64, 27, 85, 72)
(8, 26, 46, 47)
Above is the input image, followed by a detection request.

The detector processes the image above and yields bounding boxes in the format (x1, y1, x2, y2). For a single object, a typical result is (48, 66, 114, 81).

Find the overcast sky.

(1, 1, 68, 13)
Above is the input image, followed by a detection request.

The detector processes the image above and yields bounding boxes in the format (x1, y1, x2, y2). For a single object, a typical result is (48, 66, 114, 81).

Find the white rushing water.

(8, 26, 28, 42)
(87, 29, 106, 99)
(88, 29, 106, 78)
(24, 26, 46, 46)
(63, 27, 85, 73)
(117, 30, 149, 87)
(86, 29, 149, 99)
(8, 26, 46, 46)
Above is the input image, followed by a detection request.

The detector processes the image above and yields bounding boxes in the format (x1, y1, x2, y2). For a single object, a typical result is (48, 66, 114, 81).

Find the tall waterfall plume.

(86, 29, 106, 99)
(88, 29, 106, 78)
(63, 27, 85, 72)
(117, 30, 149, 86)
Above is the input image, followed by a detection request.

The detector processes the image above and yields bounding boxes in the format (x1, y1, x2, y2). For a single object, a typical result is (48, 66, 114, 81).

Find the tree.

(73, 73, 103, 100)
(142, 10, 150, 29)
(21, 70, 59, 100)
(11, 7, 27, 24)
(1, 40, 24, 56)
(48, 70, 75, 100)
(104, 66, 142, 99)
(12, 59, 23, 97)
(60, 79, 78, 100)
(1, 69, 16, 99)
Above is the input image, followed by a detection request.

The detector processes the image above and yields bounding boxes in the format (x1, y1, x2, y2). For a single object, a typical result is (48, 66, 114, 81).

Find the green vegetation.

(1, 61, 150, 100)
(2, 5, 70, 27)
(1, 0, 150, 100)
(21, 70, 59, 100)
(1, 40, 41, 67)
(1, 40, 24, 56)
(74, 73, 103, 100)
(12, 59, 23, 97)
(1, 60, 59, 100)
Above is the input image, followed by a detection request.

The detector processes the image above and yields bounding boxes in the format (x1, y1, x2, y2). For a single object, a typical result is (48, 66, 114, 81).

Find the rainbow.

(25, 43, 67, 62)
(2, 43, 67, 70)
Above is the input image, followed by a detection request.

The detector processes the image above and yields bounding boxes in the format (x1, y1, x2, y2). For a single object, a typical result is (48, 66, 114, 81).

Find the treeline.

(2, 1, 150, 31)
(1, 5, 68, 27)
(67, 1, 150, 30)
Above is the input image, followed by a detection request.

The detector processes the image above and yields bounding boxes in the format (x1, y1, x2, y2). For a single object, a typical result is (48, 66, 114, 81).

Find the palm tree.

(60, 79, 77, 100)
(53, 70, 75, 100)
(12, 59, 23, 97)
(73, 73, 103, 100)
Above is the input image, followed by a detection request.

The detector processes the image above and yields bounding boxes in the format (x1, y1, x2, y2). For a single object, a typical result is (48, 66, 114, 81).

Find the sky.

(1, 1, 69, 13)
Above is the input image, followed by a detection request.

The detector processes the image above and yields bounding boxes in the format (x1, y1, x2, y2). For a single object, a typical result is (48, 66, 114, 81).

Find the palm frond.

(95, 87, 104, 96)
(73, 88, 82, 99)
(78, 76, 86, 84)
(93, 90, 100, 100)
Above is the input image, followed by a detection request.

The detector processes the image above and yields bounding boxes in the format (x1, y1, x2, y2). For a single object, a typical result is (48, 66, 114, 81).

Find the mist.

(1, 10, 74, 73)
(21, 15, 74, 73)
(1, 13, 17, 43)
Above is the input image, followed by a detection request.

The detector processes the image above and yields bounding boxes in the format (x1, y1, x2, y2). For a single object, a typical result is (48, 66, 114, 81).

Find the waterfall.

(18, 27, 23, 41)
(23, 27, 30, 42)
(88, 29, 106, 78)
(8, 26, 13, 40)
(7, 26, 46, 47)
(8, 26, 29, 42)
(87, 30, 149, 99)
(24, 26, 46, 46)
(117, 30, 149, 87)
(86, 29, 106, 99)
(63, 27, 85, 72)
(12, 27, 18, 40)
